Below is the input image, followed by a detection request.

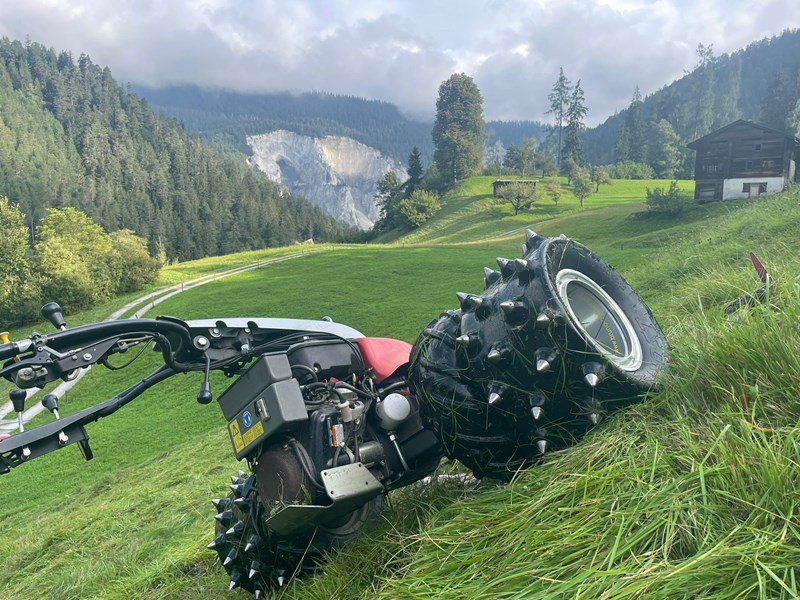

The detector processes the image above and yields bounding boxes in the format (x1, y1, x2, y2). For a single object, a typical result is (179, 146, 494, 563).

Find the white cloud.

(0, 0, 798, 122)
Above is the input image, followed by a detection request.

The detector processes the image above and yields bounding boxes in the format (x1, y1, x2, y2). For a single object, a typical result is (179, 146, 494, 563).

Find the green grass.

(376, 176, 694, 245)
(2, 180, 800, 599)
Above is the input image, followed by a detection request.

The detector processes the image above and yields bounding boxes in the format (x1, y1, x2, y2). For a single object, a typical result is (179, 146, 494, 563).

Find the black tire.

(208, 447, 384, 596)
(408, 232, 668, 479)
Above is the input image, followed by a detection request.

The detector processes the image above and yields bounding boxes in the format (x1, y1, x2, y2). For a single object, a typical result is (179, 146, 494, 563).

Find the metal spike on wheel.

(536, 439, 548, 454)
(589, 412, 601, 425)
(233, 497, 249, 510)
(223, 548, 238, 567)
(215, 510, 233, 524)
(211, 498, 230, 511)
(230, 483, 243, 494)
(207, 534, 225, 551)
(244, 535, 260, 554)
(488, 392, 502, 405)
(225, 521, 245, 537)
(484, 267, 501, 289)
(581, 361, 605, 388)
(237, 469, 248, 478)
(531, 406, 543, 420)
(228, 570, 242, 591)
(249, 561, 262, 579)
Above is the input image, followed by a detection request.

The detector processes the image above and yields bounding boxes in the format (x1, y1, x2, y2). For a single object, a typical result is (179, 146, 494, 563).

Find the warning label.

(242, 421, 264, 448)
(229, 420, 244, 453)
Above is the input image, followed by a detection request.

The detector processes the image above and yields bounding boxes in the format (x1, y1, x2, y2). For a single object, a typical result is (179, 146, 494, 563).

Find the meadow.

(1, 181, 798, 598)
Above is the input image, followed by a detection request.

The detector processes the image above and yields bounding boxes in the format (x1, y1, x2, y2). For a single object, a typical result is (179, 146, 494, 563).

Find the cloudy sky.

(1, 0, 798, 124)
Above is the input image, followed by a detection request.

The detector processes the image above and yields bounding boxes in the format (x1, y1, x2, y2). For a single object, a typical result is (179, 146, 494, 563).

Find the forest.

(0, 38, 348, 262)
(583, 29, 800, 166)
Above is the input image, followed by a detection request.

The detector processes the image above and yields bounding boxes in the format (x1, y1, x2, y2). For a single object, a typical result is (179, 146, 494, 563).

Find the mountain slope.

(0, 38, 346, 260)
(585, 28, 800, 165)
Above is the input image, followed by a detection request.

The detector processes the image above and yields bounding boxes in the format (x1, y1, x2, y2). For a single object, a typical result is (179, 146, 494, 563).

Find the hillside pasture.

(378, 175, 694, 245)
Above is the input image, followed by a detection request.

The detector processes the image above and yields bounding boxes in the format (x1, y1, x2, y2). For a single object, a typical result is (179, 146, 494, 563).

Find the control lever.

(9, 389, 31, 458)
(41, 302, 67, 331)
(41, 393, 69, 445)
(196, 353, 213, 404)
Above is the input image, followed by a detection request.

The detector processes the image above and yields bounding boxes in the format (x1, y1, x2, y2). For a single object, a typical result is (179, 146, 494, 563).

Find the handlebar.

(0, 318, 193, 363)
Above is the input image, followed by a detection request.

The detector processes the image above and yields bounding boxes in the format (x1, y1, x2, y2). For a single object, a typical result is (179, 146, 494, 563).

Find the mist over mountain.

(584, 29, 800, 165)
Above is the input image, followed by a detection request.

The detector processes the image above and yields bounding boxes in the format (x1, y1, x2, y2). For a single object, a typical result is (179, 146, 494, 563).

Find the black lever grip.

(41, 302, 67, 330)
(41, 393, 59, 413)
(9, 389, 26, 413)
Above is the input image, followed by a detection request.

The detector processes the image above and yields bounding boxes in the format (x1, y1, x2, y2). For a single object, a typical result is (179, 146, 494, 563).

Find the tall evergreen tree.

(691, 43, 716, 138)
(432, 73, 485, 184)
(562, 80, 588, 166)
(626, 87, 647, 163)
(713, 54, 742, 128)
(405, 146, 424, 197)
(546, 68, 571, 168)
(648, 119, 682, 178)
(760, 67, 795, 131)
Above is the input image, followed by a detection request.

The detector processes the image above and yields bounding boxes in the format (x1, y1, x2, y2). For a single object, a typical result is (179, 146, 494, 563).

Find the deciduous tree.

(591, 166, 612, 193)
(571, 168, 593, 208)
(495, 183, 538, 215)
(398, 190, 441, 227)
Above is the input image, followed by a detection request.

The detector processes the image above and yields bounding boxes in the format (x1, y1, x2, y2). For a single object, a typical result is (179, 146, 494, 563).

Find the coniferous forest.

(0, 38, 348, 262)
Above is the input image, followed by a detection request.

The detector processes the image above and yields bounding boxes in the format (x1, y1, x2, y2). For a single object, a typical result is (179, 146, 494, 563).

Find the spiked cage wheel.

(408, 231, 668, 479)
(208, 444, 384, 595)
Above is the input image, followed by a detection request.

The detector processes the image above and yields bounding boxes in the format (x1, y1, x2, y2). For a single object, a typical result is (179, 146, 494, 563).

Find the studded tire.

(209, 453, 384, 595)
(408, 232, 668, 479)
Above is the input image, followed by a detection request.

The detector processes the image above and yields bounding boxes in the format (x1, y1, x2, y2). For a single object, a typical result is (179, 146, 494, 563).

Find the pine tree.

(760, 67, 795, 131)
(713, 55, 742, 128)
(691, 44, 716, 138)
(627, 87, 646, 163)
(405, 146, 424, 197)
(562, 80, 588, 166)
(648, 119, 682, 178)
(546, 68, 571, 168)
(432, 73, 485, 184)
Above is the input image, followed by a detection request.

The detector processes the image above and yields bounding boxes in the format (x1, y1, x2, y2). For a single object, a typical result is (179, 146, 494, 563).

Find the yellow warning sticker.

(229, 420, 244, 453)
(242, 421, 265, 448)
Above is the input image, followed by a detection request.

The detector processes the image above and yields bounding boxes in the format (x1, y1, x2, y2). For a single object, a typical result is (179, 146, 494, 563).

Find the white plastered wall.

(722, 177, 785, 200)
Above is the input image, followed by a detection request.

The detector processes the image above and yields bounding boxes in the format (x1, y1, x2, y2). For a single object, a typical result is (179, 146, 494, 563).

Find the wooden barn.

(687, 120, 800, 202)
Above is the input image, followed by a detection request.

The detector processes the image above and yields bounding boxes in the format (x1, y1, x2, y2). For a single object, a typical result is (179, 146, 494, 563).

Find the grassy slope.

(1, 182, 799, 598)
(375, 176, 694, 245)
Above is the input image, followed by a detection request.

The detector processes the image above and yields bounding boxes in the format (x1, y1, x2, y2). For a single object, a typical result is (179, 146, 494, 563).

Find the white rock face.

(247, 130, 407, 229)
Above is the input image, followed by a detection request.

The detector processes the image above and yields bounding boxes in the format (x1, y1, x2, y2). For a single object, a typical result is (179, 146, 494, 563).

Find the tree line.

(0, 198, 161, 327)
(0, 38, 348, 262)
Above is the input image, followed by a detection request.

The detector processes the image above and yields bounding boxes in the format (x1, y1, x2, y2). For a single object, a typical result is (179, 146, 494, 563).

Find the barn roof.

(687, 119, 800, 149)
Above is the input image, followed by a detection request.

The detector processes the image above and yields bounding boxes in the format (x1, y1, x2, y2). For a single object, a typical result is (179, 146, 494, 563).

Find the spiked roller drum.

(408, 231, 668, 478)
(209, 445, 383, 594)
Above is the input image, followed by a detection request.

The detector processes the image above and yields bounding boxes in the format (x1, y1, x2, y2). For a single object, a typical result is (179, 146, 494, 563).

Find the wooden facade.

(687, 120, 800, 202)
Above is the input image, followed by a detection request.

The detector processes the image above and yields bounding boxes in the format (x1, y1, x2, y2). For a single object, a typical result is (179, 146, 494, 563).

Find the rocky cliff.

(247, 130, 406, 229)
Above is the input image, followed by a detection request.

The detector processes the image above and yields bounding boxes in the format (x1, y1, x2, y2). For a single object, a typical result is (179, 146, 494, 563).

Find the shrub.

(612, 160, 655, 179)
(108, 230, 161, 293)
(398, 190, 441, 227)
(645, 181, 693, 216)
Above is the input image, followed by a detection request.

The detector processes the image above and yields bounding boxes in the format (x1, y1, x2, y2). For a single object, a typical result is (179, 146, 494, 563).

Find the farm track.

(0, 251, 318, 430)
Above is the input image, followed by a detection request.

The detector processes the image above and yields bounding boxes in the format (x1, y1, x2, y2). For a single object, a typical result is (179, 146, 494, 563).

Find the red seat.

(356, 337, 412, 383)
(0, 433, 11, 442)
